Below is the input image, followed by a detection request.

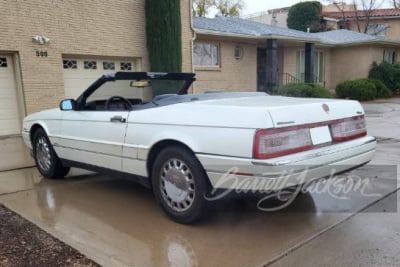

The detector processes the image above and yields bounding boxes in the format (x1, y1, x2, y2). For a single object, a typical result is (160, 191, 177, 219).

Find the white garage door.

(0, 55, 22, 136)
(63, 58, 138, 99)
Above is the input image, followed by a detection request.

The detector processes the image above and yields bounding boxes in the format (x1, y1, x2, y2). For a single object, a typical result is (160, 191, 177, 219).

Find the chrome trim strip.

(54, 144, 147, 161)
(54, 144, 120, 158)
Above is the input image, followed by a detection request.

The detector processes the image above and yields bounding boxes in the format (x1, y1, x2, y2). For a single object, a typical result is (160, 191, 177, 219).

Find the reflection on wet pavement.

(0, 168, 42, 195)
(0, 163, 397, 267)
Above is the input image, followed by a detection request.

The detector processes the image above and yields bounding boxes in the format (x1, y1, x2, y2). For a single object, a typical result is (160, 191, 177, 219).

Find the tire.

(151, 146, 210, 224)
(32, 128, 70, 179)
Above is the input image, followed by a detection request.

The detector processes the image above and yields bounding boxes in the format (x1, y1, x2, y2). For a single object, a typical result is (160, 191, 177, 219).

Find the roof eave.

(321, 39, 400, 46)
(194, 28, 321, 43)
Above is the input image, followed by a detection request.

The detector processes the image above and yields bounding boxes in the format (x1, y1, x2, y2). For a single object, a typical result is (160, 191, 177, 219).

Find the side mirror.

(60, 99, 76, 111)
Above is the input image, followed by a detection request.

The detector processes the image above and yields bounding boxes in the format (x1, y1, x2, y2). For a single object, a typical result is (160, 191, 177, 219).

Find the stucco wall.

(347, 19, 400, 40)
(329, 46, 386, 89)
(194, 38, 257, 93)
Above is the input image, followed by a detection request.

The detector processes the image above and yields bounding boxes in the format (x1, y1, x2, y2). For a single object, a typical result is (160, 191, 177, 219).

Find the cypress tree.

(145, 0, 182, 72)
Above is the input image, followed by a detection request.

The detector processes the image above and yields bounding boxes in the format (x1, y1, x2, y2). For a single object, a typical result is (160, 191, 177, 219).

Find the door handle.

(110, 116, 126, 123)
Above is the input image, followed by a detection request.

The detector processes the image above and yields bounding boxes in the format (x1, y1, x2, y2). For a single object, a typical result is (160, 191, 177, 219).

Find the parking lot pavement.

(0, 99, 398, 267)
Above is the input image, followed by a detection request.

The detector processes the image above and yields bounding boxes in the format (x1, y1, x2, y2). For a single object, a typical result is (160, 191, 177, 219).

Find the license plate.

(310, 126, 332, 145)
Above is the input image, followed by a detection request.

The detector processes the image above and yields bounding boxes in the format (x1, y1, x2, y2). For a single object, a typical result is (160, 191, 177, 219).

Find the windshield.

(83, 79, 189, 111)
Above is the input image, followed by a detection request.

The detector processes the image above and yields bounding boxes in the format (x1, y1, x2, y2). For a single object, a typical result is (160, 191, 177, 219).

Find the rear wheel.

(151, 146, 209, 224)
(32, 128, 70, 179)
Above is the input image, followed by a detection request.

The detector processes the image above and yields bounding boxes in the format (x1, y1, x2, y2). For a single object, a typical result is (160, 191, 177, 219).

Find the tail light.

(254, 127, 312, 159)
(254, 115, 367, 160)
(330, 115, 367, 142)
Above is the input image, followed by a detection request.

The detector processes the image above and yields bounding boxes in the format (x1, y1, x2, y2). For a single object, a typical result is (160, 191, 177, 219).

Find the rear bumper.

(197, 136, 376, 191)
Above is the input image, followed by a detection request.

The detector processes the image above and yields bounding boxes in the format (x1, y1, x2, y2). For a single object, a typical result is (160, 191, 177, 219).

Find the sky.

(240, 0, 393, 16)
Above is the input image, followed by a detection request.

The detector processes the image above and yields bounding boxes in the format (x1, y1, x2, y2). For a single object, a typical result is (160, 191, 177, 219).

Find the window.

(63, 60, 77, 69)
(383, 49, 397, 64)
(0, 57, 7, 68)
(367, 24, 388, 37)
(193, 42, 219, 67)
(296, 50, 324, 83)
(103, 62, 115, 70)
(120, 62, 132, 71)
(84, 61, 97, 69)
(234, 45, 244, 60)
(82, 79, 188, 111)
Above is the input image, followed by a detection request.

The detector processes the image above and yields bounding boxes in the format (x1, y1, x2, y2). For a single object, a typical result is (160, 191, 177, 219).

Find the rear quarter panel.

(124, 102, 275, 159)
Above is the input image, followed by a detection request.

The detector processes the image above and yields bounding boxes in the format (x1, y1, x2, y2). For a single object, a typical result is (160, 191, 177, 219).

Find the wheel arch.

(146, 139, 199, 183)
(29, 123, 48, 143)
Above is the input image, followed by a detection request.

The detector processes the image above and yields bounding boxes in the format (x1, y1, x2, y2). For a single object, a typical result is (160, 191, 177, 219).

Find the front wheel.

(32, 128, 70, 179)
(151, 146, 210, 224)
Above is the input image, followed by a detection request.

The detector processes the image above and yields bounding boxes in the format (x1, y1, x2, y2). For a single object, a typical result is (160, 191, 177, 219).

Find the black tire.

(151, 146, 210, 224)
(32, 128, 70, 179)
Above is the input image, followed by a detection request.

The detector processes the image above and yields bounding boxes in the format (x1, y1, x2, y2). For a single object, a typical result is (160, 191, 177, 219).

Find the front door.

(257, 48, 267, 92)
(59, 111, 129, 172)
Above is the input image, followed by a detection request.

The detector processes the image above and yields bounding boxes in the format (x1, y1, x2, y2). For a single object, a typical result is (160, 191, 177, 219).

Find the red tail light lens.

(254, 127, 313, 159)
(330, 115, 367, 142)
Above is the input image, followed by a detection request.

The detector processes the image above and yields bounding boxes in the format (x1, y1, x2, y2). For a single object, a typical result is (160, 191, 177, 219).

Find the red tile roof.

(323, 9, 400, 19)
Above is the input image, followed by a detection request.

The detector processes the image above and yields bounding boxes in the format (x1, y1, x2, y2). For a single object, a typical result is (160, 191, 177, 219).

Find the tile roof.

(323, 8, 400, 19)
(193, 16, 317, 40)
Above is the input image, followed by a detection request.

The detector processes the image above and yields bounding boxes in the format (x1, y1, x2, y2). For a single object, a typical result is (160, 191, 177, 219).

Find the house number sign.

(36, 51, 48, 57)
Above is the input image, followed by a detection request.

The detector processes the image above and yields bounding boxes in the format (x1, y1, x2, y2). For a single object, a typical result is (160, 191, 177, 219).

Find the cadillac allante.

(23, 72, 376, 223)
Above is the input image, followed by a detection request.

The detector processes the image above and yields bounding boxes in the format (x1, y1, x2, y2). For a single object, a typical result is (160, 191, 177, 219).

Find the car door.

(59, 110, 129, 172)
(58, 79, 133, 172)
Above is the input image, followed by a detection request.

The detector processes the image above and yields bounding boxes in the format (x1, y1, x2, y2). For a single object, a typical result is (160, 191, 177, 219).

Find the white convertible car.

(23, 72, 376, 223)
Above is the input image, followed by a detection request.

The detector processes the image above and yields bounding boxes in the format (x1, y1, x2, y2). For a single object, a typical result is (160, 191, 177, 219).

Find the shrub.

(335, 79, 377, 101)
(287, 1, 323, 32)
(369, 79, 392, 98)
(368, 62, 400, 93)
(277, 83, 332, 98)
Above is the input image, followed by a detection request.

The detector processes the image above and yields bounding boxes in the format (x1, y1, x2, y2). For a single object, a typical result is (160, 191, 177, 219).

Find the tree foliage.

(145, 0, 182, 72)
(287, 1, 323, 32)
(193, 0, 244, 17)
(193, 0, 214, 17)
(214, 0, 244, 17)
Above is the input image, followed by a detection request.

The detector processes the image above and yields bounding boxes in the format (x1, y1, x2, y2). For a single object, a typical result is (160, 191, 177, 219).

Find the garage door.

(63, 58, 138, 99)
(0, 55, 22, 136)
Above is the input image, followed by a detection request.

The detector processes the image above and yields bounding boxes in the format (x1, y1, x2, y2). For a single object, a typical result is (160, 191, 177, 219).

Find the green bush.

(369, 79, 392, 98)
(277, 83, 332, 98)
(368, 62, 400, 93)
(335, 79, 377, 101)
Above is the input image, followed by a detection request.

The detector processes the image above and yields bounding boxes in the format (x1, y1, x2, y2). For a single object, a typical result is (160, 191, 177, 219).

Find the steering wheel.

(105, 96, 133, 110)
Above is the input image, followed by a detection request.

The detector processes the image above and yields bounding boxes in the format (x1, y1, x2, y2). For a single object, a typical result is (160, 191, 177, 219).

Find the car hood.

(24, 108, 62, 122)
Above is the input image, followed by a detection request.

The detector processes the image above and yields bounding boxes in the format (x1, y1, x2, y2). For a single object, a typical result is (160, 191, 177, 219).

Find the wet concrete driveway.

(0, 99, 399, 267)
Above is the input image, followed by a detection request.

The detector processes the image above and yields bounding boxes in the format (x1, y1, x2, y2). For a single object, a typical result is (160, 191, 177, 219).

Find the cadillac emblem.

(322, 103, 330, 113)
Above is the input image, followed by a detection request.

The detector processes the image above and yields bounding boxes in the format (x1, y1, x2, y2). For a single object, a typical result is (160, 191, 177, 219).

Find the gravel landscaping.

(0, 204, 100, 267)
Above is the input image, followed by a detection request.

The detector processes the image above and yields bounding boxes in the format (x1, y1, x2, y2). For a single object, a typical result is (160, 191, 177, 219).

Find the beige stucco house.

(192, 16, 400, 94)
(0, 0, 193, 137)
(323, 8, 400, 40)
